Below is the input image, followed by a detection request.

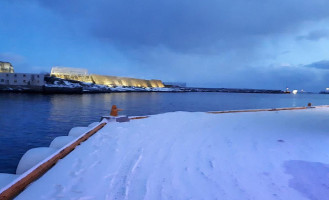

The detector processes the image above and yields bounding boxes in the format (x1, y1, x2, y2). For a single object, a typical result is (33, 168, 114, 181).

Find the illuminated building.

(0, 61, 14, 73)
(50, 67, 165, 88)
(0, 62, 44, 87)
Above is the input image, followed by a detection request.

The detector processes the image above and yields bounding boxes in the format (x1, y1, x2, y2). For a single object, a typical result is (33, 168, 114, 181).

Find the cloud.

(0, 52, 25, 63)
(210, 64, 326, 91)
(304, 60, 329, 70)
(297, 29, 329, 41)
(3, 0, 329, 91)
(36, 0, 329, 53)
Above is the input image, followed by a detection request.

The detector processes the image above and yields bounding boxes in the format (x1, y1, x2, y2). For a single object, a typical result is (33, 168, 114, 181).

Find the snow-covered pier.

(1, 106, 329, 199)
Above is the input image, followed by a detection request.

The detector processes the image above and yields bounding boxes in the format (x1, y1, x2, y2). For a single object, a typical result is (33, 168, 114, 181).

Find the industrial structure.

(0, 61, 44, 91)
(50, 67, 93, 83)
(0, 61, 14, 73)
(163, 82, 186, 88)
(91, 74, 164, 88)
(0, 73, 44, 86)
(0, 63, 165, 92)
(50, 67, 165, 88)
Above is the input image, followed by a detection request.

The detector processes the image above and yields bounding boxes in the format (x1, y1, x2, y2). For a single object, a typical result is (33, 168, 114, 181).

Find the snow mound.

(49, 136, 75, 149)
(68, 127, 89, 137)
(88, 122, 99, 128)
(16, 147, 57, 174)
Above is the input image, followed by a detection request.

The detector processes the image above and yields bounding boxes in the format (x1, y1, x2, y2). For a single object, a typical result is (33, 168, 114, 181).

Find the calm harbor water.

(1, 92, 329, 173)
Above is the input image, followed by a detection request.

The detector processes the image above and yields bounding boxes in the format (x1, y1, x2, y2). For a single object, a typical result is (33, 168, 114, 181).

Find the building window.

(23, 74, 26, 77)
(14, 80, 17, 83)
(6, 74, 8, 77)
(23, 80, 26, 83)
(1, 79, 4, 82)
(14, 74, 17, 77)
(37, 75, 39, 78)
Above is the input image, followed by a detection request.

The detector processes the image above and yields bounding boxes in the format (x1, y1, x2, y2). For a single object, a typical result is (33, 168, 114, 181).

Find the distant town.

(0, 61, 179, 93)
(0, 61, 294, 94)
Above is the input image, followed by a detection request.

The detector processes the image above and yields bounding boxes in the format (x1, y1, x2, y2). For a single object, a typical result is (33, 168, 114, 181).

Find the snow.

(88, 122, 100, 128)
(14, 107, 329, 199)
(63, 81, 81, 88)
(68, 127, 89, 137)
(147, 87, 178, 92)
(0, 174, 18, 190)
(108, 86, 178, 92)
(49, 136, 76, 149)
(16, 147, 58, 174)
(46, 79, 178, 92)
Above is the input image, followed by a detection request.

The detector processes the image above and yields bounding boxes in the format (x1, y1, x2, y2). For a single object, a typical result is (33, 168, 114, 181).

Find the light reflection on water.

(1, 92, 329, 173)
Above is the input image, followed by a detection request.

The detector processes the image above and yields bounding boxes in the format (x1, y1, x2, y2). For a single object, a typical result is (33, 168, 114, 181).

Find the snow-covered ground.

(15, 108, 329, 199)
(108, 86, 179, 92)
(46, 80, 178, 92)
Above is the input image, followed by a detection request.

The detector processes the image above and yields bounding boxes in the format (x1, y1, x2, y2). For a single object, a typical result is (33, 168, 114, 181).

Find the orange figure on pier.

(110, 105, 123, 117)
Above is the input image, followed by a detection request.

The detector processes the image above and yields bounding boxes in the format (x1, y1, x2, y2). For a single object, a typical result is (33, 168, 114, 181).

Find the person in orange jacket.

(110, 105, 123, 117)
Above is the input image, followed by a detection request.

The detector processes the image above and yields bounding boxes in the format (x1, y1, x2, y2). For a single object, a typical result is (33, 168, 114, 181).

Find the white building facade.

(0, 73, 44, 86)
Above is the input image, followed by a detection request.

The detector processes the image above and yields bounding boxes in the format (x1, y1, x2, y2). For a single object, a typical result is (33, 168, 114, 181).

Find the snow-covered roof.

(50, 67, 88, 76)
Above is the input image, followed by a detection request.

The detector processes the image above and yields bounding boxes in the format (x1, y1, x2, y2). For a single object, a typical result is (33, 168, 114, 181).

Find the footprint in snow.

(209, 160, 215, 169)
(52, 184, 65, 198)
(73, 158, 83, 168)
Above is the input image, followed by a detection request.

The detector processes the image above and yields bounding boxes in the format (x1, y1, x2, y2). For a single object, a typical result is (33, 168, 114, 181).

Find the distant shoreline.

(0, 86, 286, 94)
(0, 76, 289, 94)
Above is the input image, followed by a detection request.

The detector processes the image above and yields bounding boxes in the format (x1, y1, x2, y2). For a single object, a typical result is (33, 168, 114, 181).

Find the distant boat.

(292, 90, 298, 94)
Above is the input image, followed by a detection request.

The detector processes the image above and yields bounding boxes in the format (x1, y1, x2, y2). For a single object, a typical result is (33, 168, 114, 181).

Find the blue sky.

(1, 0, 329, 91)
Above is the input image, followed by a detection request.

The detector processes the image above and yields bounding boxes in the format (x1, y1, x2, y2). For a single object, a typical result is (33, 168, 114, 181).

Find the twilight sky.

(1, 0, 329, 91)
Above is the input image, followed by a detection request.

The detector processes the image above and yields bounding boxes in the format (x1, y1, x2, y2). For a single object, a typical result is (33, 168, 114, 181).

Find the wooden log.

(130, 116, 149, 120)
(0, 123, 107, 200)
(207, 106, 308, 114)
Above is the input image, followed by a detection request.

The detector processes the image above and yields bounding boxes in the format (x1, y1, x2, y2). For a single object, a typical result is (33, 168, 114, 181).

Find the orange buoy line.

(207, 105, 316, 114)
(0, 123, 107, 200)
(129, 116, 149, 120)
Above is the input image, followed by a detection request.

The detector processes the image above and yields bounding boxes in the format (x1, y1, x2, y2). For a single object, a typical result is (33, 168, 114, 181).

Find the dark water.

(1, 92, 329, 173)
